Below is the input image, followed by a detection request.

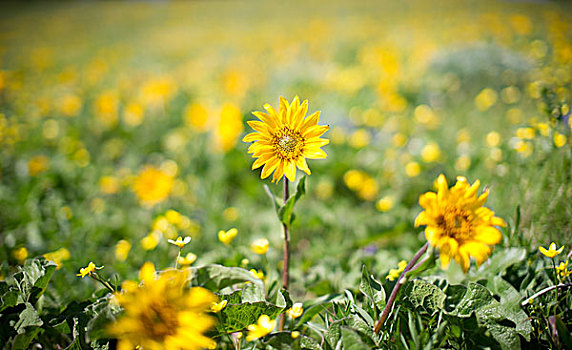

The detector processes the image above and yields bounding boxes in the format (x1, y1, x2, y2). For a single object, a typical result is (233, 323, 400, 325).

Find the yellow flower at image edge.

(539, 242, 564, 258)
(246, 315, 276, 341)
(243, 96, 329, 183)
(414, 174, 506, 272)
(109, 263, 217, 350)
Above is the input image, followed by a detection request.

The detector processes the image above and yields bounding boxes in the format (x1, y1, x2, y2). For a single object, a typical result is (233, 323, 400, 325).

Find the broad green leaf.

(279, 176, 306, 225)
(474, 248, 526, 277)
(217, 300, 283, 333)
(192, 264, 264, 293)
(277, 288, 293, 310)
(485, 323, 521, 350)
(359, 265, 386, 314)
(241, 282, 265, 303)
(340, 327, 368, 350)
(263, 332, 322, 350)
(323, 321, 341, 350)
(14, 302, 43, 334)
(487, 276, 532, 340)
(12, 258, 57, 305)
(11, 327, 42, 350)
(402, 279, 445, 315)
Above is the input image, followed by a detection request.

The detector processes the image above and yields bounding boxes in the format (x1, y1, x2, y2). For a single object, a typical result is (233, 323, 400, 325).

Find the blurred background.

(0, 0, 571, 301)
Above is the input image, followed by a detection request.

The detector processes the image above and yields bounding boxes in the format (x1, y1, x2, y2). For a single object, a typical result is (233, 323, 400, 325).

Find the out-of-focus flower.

(246, 315, 276, 341)
(141, 232, 161, 251)
(12, 247, 28, 262)
(376, 196, 394, 212)
(178, 253, 197, 266)
(94, 91, 119, 127)
(414, 175, 505, 272)
(556, 260, 571, 278)
(554, 132, 567, 148)
(249, 269, 265, 280)
(115, 240, 131, 262)
(43, 248, 71, 269)
(516, 127, 535, 140)
(58, 94, 82, 117)
(250, 238, 269, 255)
(109, 263, 217, 350)
(405, 161, 421, 178)
(184, 102, 210, 132)
(218, 228, 238, 245)
(474, 88, 498, 112)
(223, 207, 239, 222)
(99, 176, 120, 194)
(539, 242, 564, 258)
(421, 142, 441, 163)
(286, 303, 304, 319)
(28, 155, 49, 176)
(243, 96, 329, 183)
(455, 156, 471, 171)
(132, 166, 174, 206)
(514, 140, 533, 158)
(214, 102, 243, 152)
(349, 129, 371, 148)
(291, 331, 300, 339)
(211, 299, 228, 313)
(123, 102, 144, 127)
(386, 260, 407, 281)
(165, 210, 182, 225)
(77, 262, 103, 278)
(485, 131, 501, 147)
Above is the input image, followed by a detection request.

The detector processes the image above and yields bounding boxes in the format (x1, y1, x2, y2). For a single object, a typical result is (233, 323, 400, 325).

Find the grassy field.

(0, 1, 571, 349)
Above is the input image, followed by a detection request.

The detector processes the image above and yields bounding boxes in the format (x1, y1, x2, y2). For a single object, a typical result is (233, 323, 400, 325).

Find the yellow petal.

(261, 158, 279, 179)
(302, 147, 327, 159)
(284, 161, 297, 182)
(295, 156, 311, 175)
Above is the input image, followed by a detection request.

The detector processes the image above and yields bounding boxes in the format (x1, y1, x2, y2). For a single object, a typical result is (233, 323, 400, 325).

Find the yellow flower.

(554, 132, 567, 148)
(43, 248, 71, 270)
(115, 240, 131, 262)
(250, 238, 269, 255)
(250, 269, 265, 280)
(386, 260, 407, 281)
(168, 236, 191, 249)
(28, 155, 49, 177)
(218, 228, 238, 245)
(405, 161, 421, 178)
(539, 242, 564, 258)
(77, 262, 103, 278)
(178, 253, 197, 266)
(485, 131, 501, 148)
(414, 174, 506, 272)
(165, 210, 182, 225)
(246, 315, 276, 341)
(286, 303, 304, 319)
(141, 232, 161, 251)
(516, 127, 535, 140)
(291, 331, 300, 339)
(421, 142, 441, 163)
(12, 247, 28, 262)
(132, 166, 174, 206)
(376, 196, 394, 212)
(243, 96, 329, 183)
(474, 88, 498, 112)
(99, 176, 120, 194)
(210, 299, 228, 313)
(556, 260, 571, 278)
(109, 263, 217, 350)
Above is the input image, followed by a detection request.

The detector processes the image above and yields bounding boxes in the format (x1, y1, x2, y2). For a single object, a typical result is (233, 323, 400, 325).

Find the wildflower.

(246, 315, 276, 341)
(291, 331, 300, 339)
(414, 174, 506, 272)
(554, 132, 567, 148)
(349, 129, 371, 148)
(165, 210, 182, 225)
(474, 88, 498, 112)
(218, 228, 238, 245)
(539, 242, 564, 258)
(250, 238, 269, 255)
(214, 102, 244, 152)
(286, 303, 304, 319)
(123, 102, 144, 127)
(376, 196, 394, 212)
(556, 260, 571, 278)
(421, 142, 441, 163)
(168, 236, 191, 249)
(12, 247, 28, 262)
(99, 176, 120, 194)
(141, 232, 160, 251)
(243, 96, 329, 183)
(28, 155, 49, 176)
(211, 299, 228, 313)
(250, 269, 265, 280)
(109, 263, 217, 350)
(132, 166, 174, 205)
(455, 156, 471, 171)
(115, 240, 131, 262)
(386, 260, 407, 281)
(405, 161, 421, 178)
(223, 207, 239, 222)
(516, 127, 535, 140)
(43, 248, 71, 269)
(77, 262, 103, 278)
(485, 131, 501, 148)
(178, 253, 197, 266)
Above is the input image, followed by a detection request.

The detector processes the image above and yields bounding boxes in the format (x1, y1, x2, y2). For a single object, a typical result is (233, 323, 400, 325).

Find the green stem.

(279, 176, 290, 331)
(175, 248, 181, 269)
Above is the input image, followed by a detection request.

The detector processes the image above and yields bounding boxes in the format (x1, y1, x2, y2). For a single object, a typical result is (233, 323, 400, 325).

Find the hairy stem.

(279, 177, 291, 331)
(374, 242, 429, 334)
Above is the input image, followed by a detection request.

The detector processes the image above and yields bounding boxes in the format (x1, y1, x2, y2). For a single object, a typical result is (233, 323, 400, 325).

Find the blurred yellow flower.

(514, 140, 533, 158)
(291, 331, 300, 339)
(246, 315, 276, 341)
(77, 262, 102, 278)
(210, 299, 227, 313)
(218, 228, 238, 245)
(223, 207, 239, 222)
(140, 77, 176, 108)
(178, 252, 197, 266)
(95, 91, 119, 127)
(556, 260, 571, 278)
(344, 169, 366, 191)
(115, 240, 131, 262)
(58, 94, 82, 117)
(405, 161, 421, 178)
(474, 88, 498, 112)
(249, 269, 265, 280)
(349, 129, 371, 148)
(485, 131, 501, 147)
(99, 176, 120, 194)
(141, 232, 160, 251)
(214, 102, 243, 152)
(392, 133, 408, 147)
(132, 166, 174, 205)
(386, 260, 407, 281)
(123, 102, 144, 127)
(184, 102, 210, 132)
(43, 248, 71, 269)
(28, 155, 49, 176)
(455, 156, 471, 171)
(421, 142, 441, 163)
(376, 196, 394, 212)
(243, 96, 329, 183)
(500, 86, 520, 104)
(12, 247, 28, 262)
(539, 242, 564, 258)
(286, 303, 304, 319)
(554, 132, 567, 148)
(414, 175, 505, 272)
(109, 263, 217, 350)
(516, 127, 535, 140)
(250, 238, 269, 255)
(165, 210, 182, 225)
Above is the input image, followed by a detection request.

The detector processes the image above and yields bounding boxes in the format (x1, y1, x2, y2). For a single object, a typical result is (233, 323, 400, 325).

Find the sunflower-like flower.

(414, 174, 506, 272)
(243, 96, 329, 183)
(109, 262, 217, 350)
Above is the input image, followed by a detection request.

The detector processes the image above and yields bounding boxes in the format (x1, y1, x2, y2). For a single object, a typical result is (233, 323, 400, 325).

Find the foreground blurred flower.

(218, 228, 238, 245)
(246, 315, 276, 341)
(250, 238, 269, 255)
(132, 166, 174, 206)
(539, 242, 564, 258)
(210, 299, 227, 313)
(414, 174, 506, 272)
(178, 253, 197, 266)
(109, 263, 216, 350)
(115, 240, 131, 262)
(243, 96, 329, 183)
(77, 262, 103, 278)
(43, 248, 71, 269)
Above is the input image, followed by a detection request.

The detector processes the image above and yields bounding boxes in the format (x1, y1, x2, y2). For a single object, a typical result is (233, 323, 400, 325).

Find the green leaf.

(241, 282, 265, 303)
(192, 264, 265, 293)
(474, 248, 526, 277)
(402, 279, 446, 315)
(11, 327, 41, 350)
(14, 302, 43, 333)
(278, 176, 306, 225)
(323, 322, 341, 350)
(276, 289, 293, 310)
(359, 265, 386, 314)
(12, 258, 57, 305)
(404, 249, 437, 280)
(217, 300, 283, 333)
(340, 327, 368, 350)
(263, 332, 322, 350)
(486, 276, 532, 340)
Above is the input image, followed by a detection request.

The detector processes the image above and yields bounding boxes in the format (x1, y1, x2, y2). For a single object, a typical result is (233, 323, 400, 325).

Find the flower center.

(274, 129, 303, 160)
(142, 301, 179, 339)
(436, 206, 473, 241)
